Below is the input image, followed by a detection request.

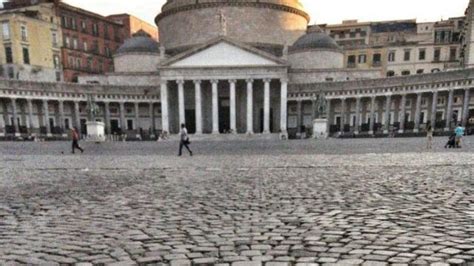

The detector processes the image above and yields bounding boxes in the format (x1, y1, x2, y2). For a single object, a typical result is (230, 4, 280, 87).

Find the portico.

(158, 37, 289, 136)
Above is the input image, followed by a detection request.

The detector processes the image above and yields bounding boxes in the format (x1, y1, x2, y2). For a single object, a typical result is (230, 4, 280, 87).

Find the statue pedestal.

(313, 119, 328, 139)
(86, 121, 106, 142)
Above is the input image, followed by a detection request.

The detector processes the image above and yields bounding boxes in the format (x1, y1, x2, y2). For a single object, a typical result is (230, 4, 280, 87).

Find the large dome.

(156, 0, 309, 54)
(115, 31, 160, 55)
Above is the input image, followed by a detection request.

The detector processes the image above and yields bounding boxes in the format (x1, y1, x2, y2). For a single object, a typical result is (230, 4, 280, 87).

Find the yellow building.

(0, 3, 62, 81)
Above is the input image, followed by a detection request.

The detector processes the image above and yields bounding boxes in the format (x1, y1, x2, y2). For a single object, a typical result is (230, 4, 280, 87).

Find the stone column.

(246, 79, 254, 134)
(149, 102, 156, 138)
(354, 96, 361, 134)
(296, 99, 303, 137)
(263, 78, 271, 134)
(340, 98, 346, 135)
(430, 90, 438, 128)
(58, 100, 66, 136)
(104, 101, 111, 135)
(326, 98, 332, 136)
(119, 101, 126, 133)
(462, 88, 471, 127)
(135, 102, 141, 139)
(229, 79, 237, 133)
(383, 95, 391, 134)
(43, 99, 51, 137)
(160, 81, 170, 134)
(27, 99, 34, 135)
(211, 79, 219, 134)
(194, 80, 203, 134)
(177, 79, 185, 126)
(11, 98, 20, 136)
(414, 93, 422, 133)
(280, 78, 288, 134)
(369, 96, 376, 135)
(0, 101, 4, 137)
(398, 94, 407, 133)
(74, 101, 81, 133)
(445, 89, 454, 131)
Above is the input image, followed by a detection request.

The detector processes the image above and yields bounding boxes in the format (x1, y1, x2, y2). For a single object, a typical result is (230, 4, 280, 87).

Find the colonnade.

(0, 97, 159, 138)
(160, 78, 288, 135)
(327, 87, 472, 135)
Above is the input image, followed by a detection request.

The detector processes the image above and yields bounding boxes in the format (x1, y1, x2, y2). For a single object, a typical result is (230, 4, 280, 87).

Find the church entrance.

(219, 98, 230, 133)
(185, 110, 196, 134)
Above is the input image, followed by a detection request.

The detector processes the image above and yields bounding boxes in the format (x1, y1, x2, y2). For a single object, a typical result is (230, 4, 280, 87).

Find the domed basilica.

(1, 0, 474, 140)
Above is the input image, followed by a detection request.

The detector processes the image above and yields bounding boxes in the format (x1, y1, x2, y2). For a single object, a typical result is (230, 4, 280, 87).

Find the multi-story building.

(0, 2, 62, 82)
(2, 0, 126, 82)
(319, 17, 464, 78)
(107, 14, 159, 42)
(57, 3, 125, 82)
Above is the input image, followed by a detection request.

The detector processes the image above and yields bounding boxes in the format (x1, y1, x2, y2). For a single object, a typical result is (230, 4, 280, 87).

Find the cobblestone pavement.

(0, 137, 474, 265)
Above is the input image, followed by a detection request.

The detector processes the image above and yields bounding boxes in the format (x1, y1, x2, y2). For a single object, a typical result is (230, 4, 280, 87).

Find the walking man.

(426, 123, 434, 150)
(71, 127, 84, 154)
(454, 123, 465, 148)
(178, 123, 193, 156)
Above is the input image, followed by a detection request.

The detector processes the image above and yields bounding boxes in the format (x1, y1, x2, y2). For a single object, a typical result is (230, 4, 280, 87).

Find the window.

(81, 21, 87, 32)
(2, 22, 10, 40)
(55, 71, 61, 82)
(65, 36, 70, 48)
(53, 55, 60, 69)
(386, 71, 395, 77)
(358, 54, 367, 64)
(450, 47, 457, 61)
(373, 53, 381, 66)
(105, 46, 111, 57)
(347, 55, 356, 67)
(5, 46, 13, 63)
(438, 97, 446, 105)
(87, 57, 92, 70)
(404, 49, 411, 61)
(8, 67, 14, 79)
(127, 119, 134, 130)
(73, 38, 78, 50)
(92, 23, 99, 36)
(416, 69, 424, 74)
(401, 70, 410, 76)
(22, 47, 30, 64)
(83, 41, 88, 52)
(104, 24, 109, 39)
(434, 48, 441, 61)
(64, 118, 70, 129)
(419, 49, 426, 60)
(71, 18, 77, 30)
(20, 25, 27, 41)
(52, 32, 58, 47)
(76, 58, 81, 69)
(388, 51, 396, 62)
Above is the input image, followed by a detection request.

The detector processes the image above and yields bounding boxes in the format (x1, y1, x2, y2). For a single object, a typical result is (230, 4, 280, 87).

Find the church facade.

(1, 0, 474, 140)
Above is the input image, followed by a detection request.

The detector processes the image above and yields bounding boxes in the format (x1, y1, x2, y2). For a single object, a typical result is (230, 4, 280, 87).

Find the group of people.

(426, 123, 466, 149)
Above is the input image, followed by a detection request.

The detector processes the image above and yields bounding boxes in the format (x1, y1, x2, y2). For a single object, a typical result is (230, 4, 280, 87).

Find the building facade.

(107, 14, 159, 42)
(0, 0, 474, 140)
(0, 3, 62, 82)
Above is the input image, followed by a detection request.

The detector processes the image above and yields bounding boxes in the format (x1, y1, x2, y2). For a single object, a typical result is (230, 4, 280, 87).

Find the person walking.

(454, 123, 465, 148)
(178, 123, 192, 156)
(71, 127, 84, 154)
(426, 124, 434, 150)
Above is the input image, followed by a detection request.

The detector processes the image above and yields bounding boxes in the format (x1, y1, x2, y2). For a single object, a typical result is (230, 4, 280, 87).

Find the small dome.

(116, 30, 159, 55)
(290, 26, 341, 52)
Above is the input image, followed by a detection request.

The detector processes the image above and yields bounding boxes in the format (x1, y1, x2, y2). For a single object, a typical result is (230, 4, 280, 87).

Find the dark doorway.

(219, 98, 230, 133)
(80, 119, 87, 135)
(111, 119, 120, 134)
(259, 108, 274, 133)
(185, 110, 196, 134)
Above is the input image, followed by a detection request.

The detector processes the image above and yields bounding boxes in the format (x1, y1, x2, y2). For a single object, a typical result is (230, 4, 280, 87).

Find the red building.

(107, 14, 159, 42)
(58, 3, 124, 82)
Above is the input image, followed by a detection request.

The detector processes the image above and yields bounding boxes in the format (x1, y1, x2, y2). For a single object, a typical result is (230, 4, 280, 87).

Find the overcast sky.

(33, 0, 473, 26)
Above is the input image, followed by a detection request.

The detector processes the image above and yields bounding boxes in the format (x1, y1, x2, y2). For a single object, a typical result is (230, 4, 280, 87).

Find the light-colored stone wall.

(114, 54, 161, 73)
(157, 5, 307, 51)
(289, 50, 344, 69)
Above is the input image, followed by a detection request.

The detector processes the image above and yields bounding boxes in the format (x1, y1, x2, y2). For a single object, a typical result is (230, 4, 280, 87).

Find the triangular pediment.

(161, 37, 286, 68)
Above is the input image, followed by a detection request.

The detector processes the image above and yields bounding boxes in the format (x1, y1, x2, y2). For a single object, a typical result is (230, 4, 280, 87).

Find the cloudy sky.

(52, 0, 470, 26)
